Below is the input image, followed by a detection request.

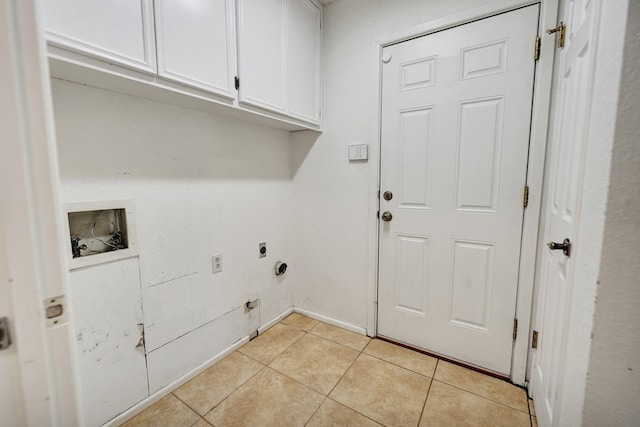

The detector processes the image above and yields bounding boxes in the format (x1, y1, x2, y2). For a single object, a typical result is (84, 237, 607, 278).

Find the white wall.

(52, 79, 294, 392)
(582, 1, 640, 424)
(291, 0, 501, 329)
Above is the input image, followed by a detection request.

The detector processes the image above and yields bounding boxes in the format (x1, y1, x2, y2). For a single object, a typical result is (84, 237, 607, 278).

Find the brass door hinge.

(534, 35, 541, 60)
(513, 319, 518, 340)
(532, 330, 539, 349)
(523, 185, 530, 208)
(546, 22, 566, 48)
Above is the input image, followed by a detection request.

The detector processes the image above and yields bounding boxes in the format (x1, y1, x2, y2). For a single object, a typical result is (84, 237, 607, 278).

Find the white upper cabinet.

(288, 0, 321, 123)
(237, 0, 287, 113)
(237, 0, 321, 125)
(154, 0, 236, 98)
(43, 0, 156, 73)
(43, 0, 322, 130)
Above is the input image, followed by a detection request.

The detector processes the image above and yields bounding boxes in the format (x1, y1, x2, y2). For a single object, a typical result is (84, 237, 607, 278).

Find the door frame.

(1, 0, 79, 424)
(366, 0, 559, 385)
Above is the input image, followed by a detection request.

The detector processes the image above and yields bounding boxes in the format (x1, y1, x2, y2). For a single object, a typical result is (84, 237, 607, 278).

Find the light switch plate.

(348, 144, 368, 161)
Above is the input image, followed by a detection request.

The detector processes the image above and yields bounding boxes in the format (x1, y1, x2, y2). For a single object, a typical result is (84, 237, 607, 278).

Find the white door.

(378, 5, 539, 375)
(530, 0, 599, 425)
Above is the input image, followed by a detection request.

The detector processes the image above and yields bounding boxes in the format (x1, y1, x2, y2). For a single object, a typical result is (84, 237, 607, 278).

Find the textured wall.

(52, 79, 294, 391)
(582, 1, 640, 425)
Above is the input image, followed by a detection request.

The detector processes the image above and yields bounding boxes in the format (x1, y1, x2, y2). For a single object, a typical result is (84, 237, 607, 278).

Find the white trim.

(108, 306, 299, 425)
(104, 336, 250, 427)
(293, 307, 368, 336)
(258, 307, 294, 334)
(366, 0, 559, 385)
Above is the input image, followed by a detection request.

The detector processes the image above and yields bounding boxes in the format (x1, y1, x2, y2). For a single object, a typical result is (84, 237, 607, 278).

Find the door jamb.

(366, 0, 559, 385)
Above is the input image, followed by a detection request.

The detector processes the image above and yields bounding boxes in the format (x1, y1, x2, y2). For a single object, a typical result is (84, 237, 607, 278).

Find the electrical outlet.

(259, 242, 266, 258)
(212, 254, 222, 273)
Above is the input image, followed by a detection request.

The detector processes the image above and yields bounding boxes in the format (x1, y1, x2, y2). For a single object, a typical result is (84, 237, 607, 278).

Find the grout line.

(359, 350, 435, 380)
(200, 364, 269, 419)
(303, 396, 328, 426)
(417, 359, 438, 426)
(431, 379, 530, 414)
(170, 392, 201, 420)
(325, 397, 385, 426)
(305, 328, 371, 353)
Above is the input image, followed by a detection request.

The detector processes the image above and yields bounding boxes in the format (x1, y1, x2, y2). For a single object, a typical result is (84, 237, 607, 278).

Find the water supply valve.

(275, 261, 287, 276)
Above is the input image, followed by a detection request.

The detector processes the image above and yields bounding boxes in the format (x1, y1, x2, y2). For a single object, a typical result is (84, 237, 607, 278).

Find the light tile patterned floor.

(122, 314, 538, 427)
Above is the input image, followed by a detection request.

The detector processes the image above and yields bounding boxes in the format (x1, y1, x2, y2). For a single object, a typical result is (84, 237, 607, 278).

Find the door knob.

(381, 211, 393, 222)
(547, 238, 571, 257)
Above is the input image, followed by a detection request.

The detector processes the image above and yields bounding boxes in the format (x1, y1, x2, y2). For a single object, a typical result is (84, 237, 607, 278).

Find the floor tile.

(419, 381, 531, 427)
(330, 353, 431, 427)
(280, 312, 319, 331)
(309, 322, 371, 351)
(238, 323, 305, 364)
(269, 333, 359, 394)
(193, 419, 212, 427)
(173, 351, 263, 415)
(204, 368, 324, 427)
(121, 394, 199, 427)
(306, 398, 382, 427)
(529, 398, 536, 416)
(532, 415, 538, 427)
(363, 339, 437, 378)
(434, 361, 528, 413)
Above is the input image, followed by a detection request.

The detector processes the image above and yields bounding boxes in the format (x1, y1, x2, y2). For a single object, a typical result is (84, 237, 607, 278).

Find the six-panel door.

(377, 5, 540, 375)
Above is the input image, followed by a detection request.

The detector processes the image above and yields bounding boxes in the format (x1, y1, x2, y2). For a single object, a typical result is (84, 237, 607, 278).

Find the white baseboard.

(103, 336, 249, 427)
(103, 307, 363, 426)
(258, 307, 294, 334)
(293, 307, 367, 336)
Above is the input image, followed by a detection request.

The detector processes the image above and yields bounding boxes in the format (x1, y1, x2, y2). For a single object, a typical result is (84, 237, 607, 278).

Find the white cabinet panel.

(288, 0, 321, 123)
(155, 0, 236, 98)
(43, 0, 156, 73)
(237, 0, 322, 125)
(237, 0, 287, 112)
(69, 257, 148, 426)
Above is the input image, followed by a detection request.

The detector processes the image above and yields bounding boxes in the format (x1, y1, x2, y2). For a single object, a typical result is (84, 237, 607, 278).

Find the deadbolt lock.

(547, 238, 571, 257)
(383, 191, 393, 201)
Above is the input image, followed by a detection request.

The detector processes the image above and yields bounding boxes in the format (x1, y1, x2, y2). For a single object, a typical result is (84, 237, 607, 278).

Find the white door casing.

(377, 5, 540, 375)
(1, 0, 79, 425)
(530, 0, 599, 425)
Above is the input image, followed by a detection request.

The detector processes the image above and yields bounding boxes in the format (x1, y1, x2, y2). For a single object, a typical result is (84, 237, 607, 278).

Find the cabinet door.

(288, 0, 321, 123)
(43, 0, 156, 73)
(69, 258, 148, 426)
(155, 0, 236, 98)
(237, 0, 287, 112)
